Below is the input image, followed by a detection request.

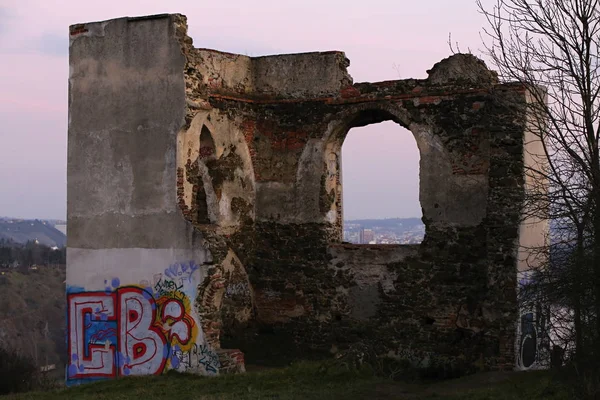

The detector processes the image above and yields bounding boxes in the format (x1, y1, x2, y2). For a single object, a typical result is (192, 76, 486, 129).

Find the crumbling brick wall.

(171, 13, 542, 372)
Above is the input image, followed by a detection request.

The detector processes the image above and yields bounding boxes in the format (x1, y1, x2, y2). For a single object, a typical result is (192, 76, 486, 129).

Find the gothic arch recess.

(177, 111, 256, 231)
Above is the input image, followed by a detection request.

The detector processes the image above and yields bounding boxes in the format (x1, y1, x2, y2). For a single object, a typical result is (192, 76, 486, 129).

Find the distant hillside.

(0, 219, 66, 247)
(344, 217, 423, 230)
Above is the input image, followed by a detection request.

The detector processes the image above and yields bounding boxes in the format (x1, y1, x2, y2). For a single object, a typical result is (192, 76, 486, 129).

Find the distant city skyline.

(0, 0, 491, 220)
(343, 218, 425, 244)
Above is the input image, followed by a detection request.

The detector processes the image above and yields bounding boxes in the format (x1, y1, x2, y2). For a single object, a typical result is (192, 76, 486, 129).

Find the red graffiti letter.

(118, 288, 167, 375)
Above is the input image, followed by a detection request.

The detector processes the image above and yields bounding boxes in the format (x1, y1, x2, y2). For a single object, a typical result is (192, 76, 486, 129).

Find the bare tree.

(477, 0, 600, 384)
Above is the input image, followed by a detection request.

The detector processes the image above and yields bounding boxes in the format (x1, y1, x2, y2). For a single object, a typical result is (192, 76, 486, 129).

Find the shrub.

(0, 345, 38, 394)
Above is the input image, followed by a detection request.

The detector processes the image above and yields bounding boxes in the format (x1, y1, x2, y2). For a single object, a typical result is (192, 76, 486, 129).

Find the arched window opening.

(196, 125, 216, 224)
(341, 121, 423, 244)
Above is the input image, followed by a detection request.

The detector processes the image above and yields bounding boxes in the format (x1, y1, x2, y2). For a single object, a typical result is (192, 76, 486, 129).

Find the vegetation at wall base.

(0, 345, 38, 395)
(0, 362, 574, 400)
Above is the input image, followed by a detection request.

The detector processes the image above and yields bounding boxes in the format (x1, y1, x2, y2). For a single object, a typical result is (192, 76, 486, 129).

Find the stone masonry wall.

(173, 9, 537, 371)
(68, 13, 545, 383)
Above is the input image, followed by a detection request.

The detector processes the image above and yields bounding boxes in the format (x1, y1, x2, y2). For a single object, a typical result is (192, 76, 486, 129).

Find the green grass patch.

(421, 370, 574, 399)
(3, 362, 385, 400)
(2, 363, 576, 400)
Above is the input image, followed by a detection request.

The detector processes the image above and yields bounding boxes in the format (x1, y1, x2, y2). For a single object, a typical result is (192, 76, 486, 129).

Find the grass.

(1, 362, 576, 400)
(4, 363, 384, 400)
(421, 369, 574, 400)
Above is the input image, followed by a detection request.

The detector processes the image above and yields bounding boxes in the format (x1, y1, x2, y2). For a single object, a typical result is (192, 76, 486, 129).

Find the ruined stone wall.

(68, 13, 546, 383)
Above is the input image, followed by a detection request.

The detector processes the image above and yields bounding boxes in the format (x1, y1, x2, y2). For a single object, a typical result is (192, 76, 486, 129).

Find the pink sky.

(0, 0, 491, 220)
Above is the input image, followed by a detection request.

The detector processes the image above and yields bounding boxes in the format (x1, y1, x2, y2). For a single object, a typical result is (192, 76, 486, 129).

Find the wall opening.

(196, 125, 216, 224)
(341, 121, 423, 244)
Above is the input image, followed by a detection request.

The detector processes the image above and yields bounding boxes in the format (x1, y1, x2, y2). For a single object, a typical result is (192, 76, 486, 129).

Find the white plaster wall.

(514, 88, 551, 371)
(66, 247, 220, 384)
(67, 248, 210, 289)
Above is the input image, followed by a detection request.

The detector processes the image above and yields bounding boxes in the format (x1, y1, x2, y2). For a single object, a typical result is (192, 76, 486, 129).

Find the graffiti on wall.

(66, 261, 220, 384)
(518, 311, 537, 369)
(516, 308, 550, 369)
(516, 271, 549, 369)
(171, 343, 221, 373)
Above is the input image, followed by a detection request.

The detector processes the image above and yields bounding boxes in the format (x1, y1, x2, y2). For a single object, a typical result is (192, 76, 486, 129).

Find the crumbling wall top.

(251, 51, 352, 98)
(426, 53, 499, 86)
